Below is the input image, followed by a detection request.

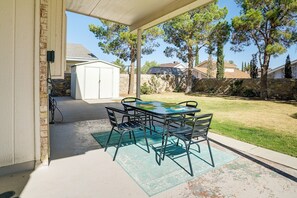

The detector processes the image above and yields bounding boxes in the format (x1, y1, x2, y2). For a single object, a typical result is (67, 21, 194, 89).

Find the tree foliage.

(231, 0, 297, 98)
(250, 54, 258, 78)
(285, 55, 292, 78)
(141, 61, 158, 74)
(89, 20, 163, 94)
(162, 1, 227, 93)
(208, 21, 231, 79)
(112, 59, 126, 73)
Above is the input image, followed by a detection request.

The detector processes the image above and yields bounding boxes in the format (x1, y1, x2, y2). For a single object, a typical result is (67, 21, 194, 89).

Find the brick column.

(40, 0, 49, 165)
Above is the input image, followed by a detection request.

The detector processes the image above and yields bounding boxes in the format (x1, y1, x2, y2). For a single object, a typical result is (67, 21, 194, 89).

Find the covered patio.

(1, 97, 296, 197)
(1, 0, 297, 197)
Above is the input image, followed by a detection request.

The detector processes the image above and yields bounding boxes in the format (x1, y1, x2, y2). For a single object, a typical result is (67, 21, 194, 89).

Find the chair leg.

(129, 131, 132, 139)
(196, 144, 201, 153)
(185, 142, 193, 176)
(162, 135, 169, 160)
(176, 139, 179, 146)
(132, 130, 137, 144)
(104, 127, 114, 152)
(113, 132, 125, 161)
(142, 127, 150, 153)
(206, 138, 215, 167)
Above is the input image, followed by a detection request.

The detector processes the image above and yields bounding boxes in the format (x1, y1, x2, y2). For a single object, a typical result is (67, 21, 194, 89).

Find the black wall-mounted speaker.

(47, 50, 55, 62)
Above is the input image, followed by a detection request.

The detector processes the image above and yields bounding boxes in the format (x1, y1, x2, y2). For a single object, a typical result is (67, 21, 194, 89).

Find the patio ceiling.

(66, 0, 214, 32)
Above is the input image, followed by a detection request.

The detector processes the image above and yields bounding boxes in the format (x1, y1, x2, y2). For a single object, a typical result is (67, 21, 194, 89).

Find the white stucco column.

(136, 28, 142, 98)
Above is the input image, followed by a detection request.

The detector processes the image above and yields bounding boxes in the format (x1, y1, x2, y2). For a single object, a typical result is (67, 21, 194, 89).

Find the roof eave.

(130, 0, 213, 32)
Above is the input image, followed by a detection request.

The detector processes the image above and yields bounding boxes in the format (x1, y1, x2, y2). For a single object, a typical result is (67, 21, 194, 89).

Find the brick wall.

(40, 0, 49, 165)
(51, 73, 71, 96)
(192, 78, 297, 100)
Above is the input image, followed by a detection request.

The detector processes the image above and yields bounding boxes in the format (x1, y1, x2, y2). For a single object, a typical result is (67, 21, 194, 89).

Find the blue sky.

(67, 0, 297, 69)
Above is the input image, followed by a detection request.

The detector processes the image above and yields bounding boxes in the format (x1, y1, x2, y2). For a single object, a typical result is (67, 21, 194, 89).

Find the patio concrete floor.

(1, 97, 297, 198)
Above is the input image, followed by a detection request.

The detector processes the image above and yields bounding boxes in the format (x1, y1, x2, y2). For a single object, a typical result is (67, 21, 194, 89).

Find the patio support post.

(136, 28, 142, 98)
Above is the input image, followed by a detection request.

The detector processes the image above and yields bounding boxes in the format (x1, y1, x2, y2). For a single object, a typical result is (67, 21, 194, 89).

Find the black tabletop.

(123, 101, 200, 116)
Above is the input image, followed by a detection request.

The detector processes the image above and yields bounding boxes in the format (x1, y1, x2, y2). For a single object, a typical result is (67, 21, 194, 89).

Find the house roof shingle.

(159, 62, 180, 68)
(194, 67, 250, 79)
(196, 60, 237, 68)
(67, 43, 98, 61)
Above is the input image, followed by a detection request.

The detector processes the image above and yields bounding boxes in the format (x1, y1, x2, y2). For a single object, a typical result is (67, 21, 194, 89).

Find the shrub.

(140, 82, 153, 95)
(230, 80, 243, 96)
(149, 75, 162, 93)
(242, 88, 260, 97)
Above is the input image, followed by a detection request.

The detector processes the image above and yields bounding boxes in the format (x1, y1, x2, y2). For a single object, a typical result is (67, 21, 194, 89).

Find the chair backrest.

(192, 114, 213, 138)
(178, 101, 198, 116)
(121, 97, 142, 112)
(106, 107, 118, 127)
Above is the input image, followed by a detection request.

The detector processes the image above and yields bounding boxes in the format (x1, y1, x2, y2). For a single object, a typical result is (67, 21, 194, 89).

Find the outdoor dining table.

(122, 100, 201, 164)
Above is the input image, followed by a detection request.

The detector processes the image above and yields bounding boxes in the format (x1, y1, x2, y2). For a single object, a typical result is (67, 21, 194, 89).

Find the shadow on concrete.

(0, 171, 31, 198)
(52, 97, 123, 123)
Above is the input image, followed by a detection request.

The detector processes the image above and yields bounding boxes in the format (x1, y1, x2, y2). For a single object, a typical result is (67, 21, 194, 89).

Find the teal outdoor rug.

(92, 127, 237, 196)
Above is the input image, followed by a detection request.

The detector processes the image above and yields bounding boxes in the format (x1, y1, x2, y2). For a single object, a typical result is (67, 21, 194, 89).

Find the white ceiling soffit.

(66, 0, 214, 32)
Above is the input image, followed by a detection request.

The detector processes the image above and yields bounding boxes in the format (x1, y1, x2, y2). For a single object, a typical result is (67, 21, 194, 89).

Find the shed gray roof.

(67, 43, 98, 61)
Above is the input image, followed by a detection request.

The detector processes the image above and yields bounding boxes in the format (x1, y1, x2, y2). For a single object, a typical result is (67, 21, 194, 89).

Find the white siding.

(48, 0, 66, 79)
(0, 0, 36, 167)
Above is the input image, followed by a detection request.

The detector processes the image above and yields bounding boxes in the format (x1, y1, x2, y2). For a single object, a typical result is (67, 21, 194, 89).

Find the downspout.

(136, 29, 142, 98)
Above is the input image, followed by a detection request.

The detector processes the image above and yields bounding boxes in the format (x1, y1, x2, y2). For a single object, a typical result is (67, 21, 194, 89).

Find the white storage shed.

(71, 60, 120, 99)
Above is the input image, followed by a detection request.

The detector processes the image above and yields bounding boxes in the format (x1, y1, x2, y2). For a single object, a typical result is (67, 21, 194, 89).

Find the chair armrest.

(192, 113, 213, 120)
(106, 107, 144, 121)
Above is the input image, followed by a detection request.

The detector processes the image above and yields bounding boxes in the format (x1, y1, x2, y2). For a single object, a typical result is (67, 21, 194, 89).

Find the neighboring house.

(159, 61, 188, 71)
(66, 43, 98, 73)
(193, 60, 250, 79)
(268, 59, 297, 79)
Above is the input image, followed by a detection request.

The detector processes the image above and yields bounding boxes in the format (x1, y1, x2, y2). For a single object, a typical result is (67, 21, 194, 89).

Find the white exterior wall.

(225, 68, 235, 73)
(272, 70, 284, 79)
(0, 0, 38, 168)
(71, 61, 120, 100)
(293, 66, 297, 78)
(48, 0, 66, 79)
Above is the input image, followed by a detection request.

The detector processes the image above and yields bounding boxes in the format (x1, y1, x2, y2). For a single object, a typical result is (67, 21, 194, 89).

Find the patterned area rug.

(92, 127, 237, 196)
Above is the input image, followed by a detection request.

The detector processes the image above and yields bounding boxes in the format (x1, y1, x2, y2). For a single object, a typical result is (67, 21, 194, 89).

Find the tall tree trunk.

(185, 48, 194, 94)
(260, 53, 270, 99)
(216, 43, 224, 79)
(128, 60, 135, 94)
(195, 46, 199, 66)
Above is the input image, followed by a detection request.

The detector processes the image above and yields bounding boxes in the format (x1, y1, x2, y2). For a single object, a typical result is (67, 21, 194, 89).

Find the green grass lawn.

(141, 93, 297, 157)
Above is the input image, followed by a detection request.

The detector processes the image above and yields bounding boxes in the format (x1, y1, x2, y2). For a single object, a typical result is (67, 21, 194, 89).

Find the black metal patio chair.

(178, 101, 198, 117)
(121, 97, 152, 132)
(105, 107, 150, 161)
(163, 113, 214, 176)
(168, 100, 199, 128)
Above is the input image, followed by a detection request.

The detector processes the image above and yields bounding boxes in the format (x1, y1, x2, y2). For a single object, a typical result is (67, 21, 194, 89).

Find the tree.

(112, 59, 126, 73)
(243, 62, 251, 72)
(206, 54, 215, 78)
(231, 0, 297, 99)
(285, 55, 292, 78)
(250, 54, 258, 78)
(209, 21, 231, 79)
(89, 21, 162, 94)
(141, 61, 158, 74)
(162, 1, 227, 93)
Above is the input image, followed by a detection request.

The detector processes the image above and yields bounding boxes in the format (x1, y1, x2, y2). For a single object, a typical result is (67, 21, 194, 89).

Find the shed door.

(84, 67, 100, 99)
(100, 68, 113, 98)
